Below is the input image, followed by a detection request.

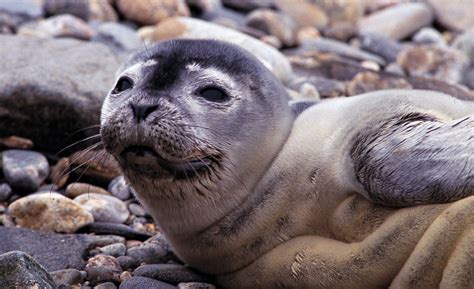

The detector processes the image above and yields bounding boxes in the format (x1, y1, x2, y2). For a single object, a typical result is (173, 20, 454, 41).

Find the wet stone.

(8, 192, 94, 233)
(133, 264, 210, 285)
(66, 182, 111, 198)
(0, 251, 55, 289)
(85, 255, 122, 285)
(50, 268, 86, 286)
(74, 193, 130, 224)
(108, 176, 132, 200)
(2, 149, 49, 192)
(0, 182, 12, 201)
(119, 277, 177, 289)
(99, 243, 127, 258)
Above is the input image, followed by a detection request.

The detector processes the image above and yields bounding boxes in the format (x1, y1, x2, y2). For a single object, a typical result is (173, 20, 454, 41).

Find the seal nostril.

(130, 103, 158, 122)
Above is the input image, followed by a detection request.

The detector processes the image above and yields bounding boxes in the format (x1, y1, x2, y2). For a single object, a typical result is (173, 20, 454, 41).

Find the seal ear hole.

(199, 87, 229, 103)
(112, 76, 133, 94)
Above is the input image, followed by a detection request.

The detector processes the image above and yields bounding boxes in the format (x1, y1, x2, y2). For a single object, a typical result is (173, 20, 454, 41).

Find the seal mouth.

(119, 145, 213, 179)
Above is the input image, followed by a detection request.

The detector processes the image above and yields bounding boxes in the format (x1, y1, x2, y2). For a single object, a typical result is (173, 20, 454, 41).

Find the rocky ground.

(0, 0, 473, 288)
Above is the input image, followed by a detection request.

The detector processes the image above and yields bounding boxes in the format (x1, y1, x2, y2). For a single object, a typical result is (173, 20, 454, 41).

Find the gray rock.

(178, 283, 216, 289)
(95, 282, 118, 289)
(358, 3, 433, 40)
(108, 176, 132, 200)
(99, 243, 127, 257)
(453, 28, 474, 64)
(79, 222, 152, 241)
(462, 66, 474, 89)
(287, 76, 345, 99)
(246, 9, 297, 47)
(412, 27, 446, 46)
(0, 0, 43, 22)
(43, 0, 90, 20)
(126, 235, 179, 265)
(134, 264, 210, 285)
(18, 14, 96, 40)
(117, 256, 138, 271)
(0, 35, 121, 153)
(120, 277, 177, 289)
(0, 251, 55, 288)
(128, 203, 147, 217)
(50, 268, 86, 285)
(428, 0, 474, 32)
(359, 33, 403, 62)
(0, 182, 12, 201)
(93, 22, 142, 52)
(74, 193, 130, 223)
(0, 226, 123, 271)
(222, 0, 272, 11)
(85, 254, 122, 285)
(2, 149, 49, 192)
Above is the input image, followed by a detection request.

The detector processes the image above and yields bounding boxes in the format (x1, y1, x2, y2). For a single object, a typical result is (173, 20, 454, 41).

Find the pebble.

(99, 243, 127, 258)
(288, 76, 345, 98)
(50, 269, 86, 286)
(0, 251, 56, 288)
(0, 136, 33, 149)
(126, 241, 172, 265)
(108, 176, 132, 200)
(80, 222, 152, 241)
(116, 0, 190, 25)
(74, 193, 130, 223)
(117, 256, 138, 271)
(428, 0, 474, 32)
(296, 26, 320, 45)
(43, 0, 89, 20)
(384, 62, 405, 76)
(186, 0, 221, 15)
(462, 66, 474, 89)
(128, 203, 148, 217)
(18, 14, 96, 40)
(66, 182, 111, 198)
(49, 157, 70, 188)
(273, 0, 328, 29)
(138, 16, 292, 84)
(89, 0, 118, 22)
(412, 27, 446, 46)
(245, 9, 297, 47)
(0, 0, 43, 21)
(178, 283, 216, 289)
(93, 22, 141, 52)
(453, 28, 474, 64)
(358, 3, 433, 40)
(221, 0, 272, 11)
(0, 183, 12, 201)
(119, 277, 177, 289)
(85, 255, 122, 285)
(133, 264, 210, 285)
(2, 149, 49, 192)
(346, 71, 412, 96)
(315, 0, 365, 25)
(68, 149, 121, 183)
(94, 282, 118, 289)
(120, 271, 132, 282)
(397, 44, 469, 84)
(8, 192, 94, 233)
(359, 33, 403, 62)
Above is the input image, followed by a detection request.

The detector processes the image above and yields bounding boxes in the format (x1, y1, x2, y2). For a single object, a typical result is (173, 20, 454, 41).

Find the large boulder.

(0, 35, 122, 153)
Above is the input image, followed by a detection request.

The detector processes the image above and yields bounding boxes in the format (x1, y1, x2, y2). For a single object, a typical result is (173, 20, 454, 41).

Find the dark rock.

(359, 33, 403, 62)
(2, 149, 49, 192)
(85, 255, 122, 285)
(127, 235, 179, 265)
(428, 0, 474, 32)
(108, 176, 132, 200)
(79, 222, 152, 241)
(95, 282, 118, 289)
(134, 264, 210, 285)
(462, 66, 474, 89)
(0, 35, 121, 153)
(0, 251, 55, 288)
(66, 182, 111, 198)
(0, 182, 12, 201)
(117, 256, 139, 271)
(43, 0, 90, 20)
(0, 226, 124, 271)
(50, 268, 86, 285)
(119, 277, 177, 289)
(222, 0, 272, 11)
(93, 22, 141, 52)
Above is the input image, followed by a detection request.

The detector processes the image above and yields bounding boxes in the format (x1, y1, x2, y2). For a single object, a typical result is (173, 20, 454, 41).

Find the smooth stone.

(79, 222, 152, 241)
(358, 3, 433, 40)
(138, 17, 292, 84)
(0, 136, 34, 149)
(49, 157, 70, 188)
(397, 44, 469, 84)
(297, 38, 386, 65)
(18, 14, 96, 40)
(108, 176, 132, 200)
(428, 0, 474, 32)
(119, 277, 177, 289)
(0, 251, 55, 288)
(287, 76, 345, 98)
(2, 149, 49, 192)
(68, 149, 121, 184)
(116, 0, 189, 25)
(245, 9, 297, 47)
(50, 268, 86, 286)
(346, 71, 412, 95)
(89, 0, 118, 22)
(0, 35, 121, 153)
(453, 28, 474, 64)
(43, 0, 89, 20)
(296, 26, 321, 45)
(0, 0, 43, 21)
(99, 243, 127, 257)
(94, 282, 118, 289)
(66, 182, 111, 198)
(126, 235, 178, 265)
(117, 256, 138, 271)
(221, 0, 272, 11)
(313, 0, 365, 24)
(93, 22, 141, 52)
(9, 192, 94, 233)
(178, 283, 216, 289)
(128, 203, 147, 217)
(273, 0, 328, 29)
(359, 33, 403, 62)
(0, 182, 12, 201)
(133, 264, 210, 285)
(408, 76, 474, 101)
(462, 66, 474, 89)
(85, 255, 122, 285)
(74, 193, 130, 223)
(412, 27, 446, 46)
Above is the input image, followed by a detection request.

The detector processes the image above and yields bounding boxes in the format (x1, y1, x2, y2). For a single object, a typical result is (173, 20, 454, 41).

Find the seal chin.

(119, 145, 213, 180)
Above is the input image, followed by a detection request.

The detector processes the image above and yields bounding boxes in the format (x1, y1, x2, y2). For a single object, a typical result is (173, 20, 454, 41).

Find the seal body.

(101, 40, 474, 288)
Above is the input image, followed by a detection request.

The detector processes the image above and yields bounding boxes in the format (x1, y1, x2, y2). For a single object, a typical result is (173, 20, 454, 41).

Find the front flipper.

(350, 113, 473, 207)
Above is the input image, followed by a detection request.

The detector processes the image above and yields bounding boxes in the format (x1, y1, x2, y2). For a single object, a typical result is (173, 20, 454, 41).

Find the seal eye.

(199, 87, 229, 102)
(113, 77, 133, 94)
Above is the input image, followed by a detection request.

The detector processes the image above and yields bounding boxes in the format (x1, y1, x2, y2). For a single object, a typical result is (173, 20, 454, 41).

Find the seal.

(100, 39, 474, 288)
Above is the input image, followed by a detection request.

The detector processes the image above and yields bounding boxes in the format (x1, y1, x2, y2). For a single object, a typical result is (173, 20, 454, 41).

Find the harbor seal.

(100, 39, 474, 288)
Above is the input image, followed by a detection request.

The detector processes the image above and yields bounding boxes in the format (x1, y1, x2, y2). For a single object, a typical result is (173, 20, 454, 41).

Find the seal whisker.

(56, 134, 102, 156)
